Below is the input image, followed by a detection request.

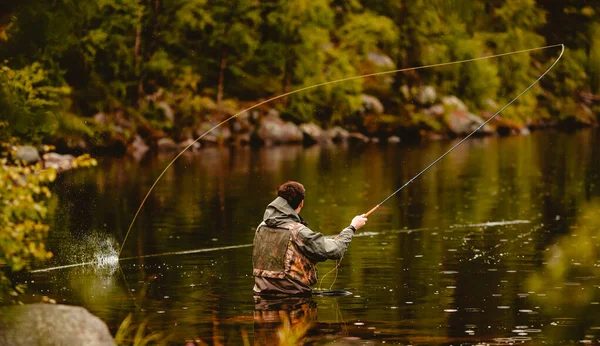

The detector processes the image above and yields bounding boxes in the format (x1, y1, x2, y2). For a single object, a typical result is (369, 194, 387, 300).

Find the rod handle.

(364, 204, 380, 218)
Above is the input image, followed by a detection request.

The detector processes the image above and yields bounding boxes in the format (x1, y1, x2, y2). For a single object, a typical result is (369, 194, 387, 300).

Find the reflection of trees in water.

(528, 199, 600, 342)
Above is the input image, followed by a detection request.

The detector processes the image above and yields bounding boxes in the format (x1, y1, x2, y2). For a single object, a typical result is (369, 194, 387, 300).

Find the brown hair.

(277, 181, 305, 209)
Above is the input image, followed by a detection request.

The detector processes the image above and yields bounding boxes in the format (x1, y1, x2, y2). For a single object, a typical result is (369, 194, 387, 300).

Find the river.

(19, 128, 600, 344)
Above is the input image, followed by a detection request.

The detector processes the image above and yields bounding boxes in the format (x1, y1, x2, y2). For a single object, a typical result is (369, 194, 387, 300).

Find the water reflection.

(253, 296, 316, 346)
(528, 199, 600, 343)
(14, 128, 600, 344)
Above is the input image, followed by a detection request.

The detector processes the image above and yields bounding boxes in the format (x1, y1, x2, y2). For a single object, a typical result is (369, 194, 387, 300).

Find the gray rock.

(348, 132, 369, 143)
(387, 136, 401, 143)
(43, 153, 75, 172)
(156, 101, 174, 122)
(519, 127, 531, 136)
(299, 123, 328, 144)
(0, 304, 115, 346)
(367, 52, 395, 68)
(127, 135, 149, 160)
(178, 138, 201, 151)
(200, 134, 219, 145)
(15, 146, 40, 164)
(415, 86, 437, 105)
(156, 137, 177, 151)
(361, 94, 384, 114)
(445, 110, 493, 135)
(256, 115, 303, 145)
(231, 111, 252, 133)
(325, 126, 350, 142)
(441, 96, 468, 112)
(424, 104, 445, 117)
(197, 121, 232, 144)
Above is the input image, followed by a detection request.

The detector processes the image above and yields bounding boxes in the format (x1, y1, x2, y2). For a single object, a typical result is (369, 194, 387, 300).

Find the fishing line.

(118, 43, 564, 257)
(362, 44, 565, 217)
(318, 43, 564, 289)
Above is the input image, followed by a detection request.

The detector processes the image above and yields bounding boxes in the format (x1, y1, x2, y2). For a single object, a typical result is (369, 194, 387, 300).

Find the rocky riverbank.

(47, 87, 598, 160)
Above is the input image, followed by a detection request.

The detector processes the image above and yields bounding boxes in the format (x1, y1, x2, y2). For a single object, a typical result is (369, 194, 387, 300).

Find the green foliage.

(527, 200, 600, 323)
(0, 0, 598, 143)
(115, 313, 166, 346)
(0, 62, 71, 143)
(0, 161, 55, 302)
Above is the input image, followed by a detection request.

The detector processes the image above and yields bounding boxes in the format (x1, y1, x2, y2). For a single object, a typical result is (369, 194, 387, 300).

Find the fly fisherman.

(253, 181, 367, 296)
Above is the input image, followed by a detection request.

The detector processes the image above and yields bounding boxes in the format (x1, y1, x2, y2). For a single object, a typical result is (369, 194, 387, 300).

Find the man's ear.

(299, 200, 304, 209)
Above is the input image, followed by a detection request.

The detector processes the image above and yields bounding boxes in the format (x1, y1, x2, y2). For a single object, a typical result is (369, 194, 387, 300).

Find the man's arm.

(295, 215, 367, 262)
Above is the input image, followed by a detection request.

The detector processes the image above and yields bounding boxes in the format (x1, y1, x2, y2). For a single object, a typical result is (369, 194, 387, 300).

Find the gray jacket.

(261, 197, 355, 261)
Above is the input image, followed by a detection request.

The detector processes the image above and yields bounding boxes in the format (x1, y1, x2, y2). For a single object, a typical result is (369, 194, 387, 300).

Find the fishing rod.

(363, 44, 565, 218)
(118, 43, 564, 257)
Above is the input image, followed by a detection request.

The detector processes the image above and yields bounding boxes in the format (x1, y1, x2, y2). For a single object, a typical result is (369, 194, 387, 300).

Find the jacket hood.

(263, 196, 307, 227)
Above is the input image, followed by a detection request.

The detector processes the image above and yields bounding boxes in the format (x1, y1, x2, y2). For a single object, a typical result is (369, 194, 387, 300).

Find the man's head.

(277, 181, 305, 211)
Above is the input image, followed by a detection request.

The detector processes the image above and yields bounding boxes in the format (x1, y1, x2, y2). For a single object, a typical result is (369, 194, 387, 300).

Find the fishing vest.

(252, 222, 318, 286)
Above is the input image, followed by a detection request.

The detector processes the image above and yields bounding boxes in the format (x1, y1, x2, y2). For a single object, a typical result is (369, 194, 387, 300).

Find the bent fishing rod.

(118, 43, 564, 257)
(363, 44, 565, 218)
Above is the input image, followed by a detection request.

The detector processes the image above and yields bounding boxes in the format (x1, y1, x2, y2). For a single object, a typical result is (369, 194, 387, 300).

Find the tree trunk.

(281, 54, 292, 107)
(134, 2, 144, 105)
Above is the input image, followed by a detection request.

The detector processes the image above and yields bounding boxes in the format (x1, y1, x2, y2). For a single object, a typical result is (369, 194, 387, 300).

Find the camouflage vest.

(252, 222, 318, 286)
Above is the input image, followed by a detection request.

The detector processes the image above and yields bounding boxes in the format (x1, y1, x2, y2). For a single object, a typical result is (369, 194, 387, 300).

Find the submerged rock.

(0, 304, 115, 346)
(15, 146, 40, 164)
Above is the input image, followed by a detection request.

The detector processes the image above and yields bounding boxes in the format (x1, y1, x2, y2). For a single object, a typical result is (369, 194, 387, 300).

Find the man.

(253, 181, 367, 296)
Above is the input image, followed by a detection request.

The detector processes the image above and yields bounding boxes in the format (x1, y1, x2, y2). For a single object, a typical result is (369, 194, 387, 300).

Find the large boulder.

(441, 96, 468, 112)
(325, 126, 350, 143)
(255, 115, 303, 146)
(15, 146, 40, 164)
(445, 110, 493, 135)
(299, 123, 329, 145)
(0, 304, 115, 346)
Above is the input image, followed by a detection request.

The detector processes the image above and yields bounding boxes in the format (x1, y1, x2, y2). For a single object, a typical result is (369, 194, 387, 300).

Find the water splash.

(31, 233, 119, 274)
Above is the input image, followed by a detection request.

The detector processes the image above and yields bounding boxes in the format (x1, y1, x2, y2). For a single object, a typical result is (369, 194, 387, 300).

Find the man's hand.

(351, 214, 368, 230)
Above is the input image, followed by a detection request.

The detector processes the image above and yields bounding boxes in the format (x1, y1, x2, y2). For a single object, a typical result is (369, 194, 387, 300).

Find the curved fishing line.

(119, 43, 564, 257)
(363, 43, 565, 217)
(319, 43, 564, 287)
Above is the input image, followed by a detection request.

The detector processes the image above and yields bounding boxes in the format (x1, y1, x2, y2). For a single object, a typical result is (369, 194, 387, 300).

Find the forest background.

(0, 0, 598, 153)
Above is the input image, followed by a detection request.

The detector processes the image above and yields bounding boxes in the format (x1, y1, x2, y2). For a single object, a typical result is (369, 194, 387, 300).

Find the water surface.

(20, 128, 600, 344)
